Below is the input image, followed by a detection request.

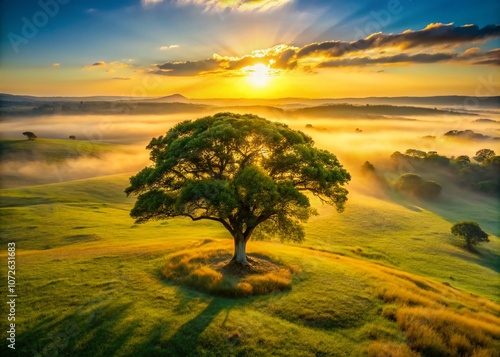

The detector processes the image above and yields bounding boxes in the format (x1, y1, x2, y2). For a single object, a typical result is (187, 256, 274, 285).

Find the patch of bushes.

(395, 173, 442, 199)
(391, 148, 499, 195)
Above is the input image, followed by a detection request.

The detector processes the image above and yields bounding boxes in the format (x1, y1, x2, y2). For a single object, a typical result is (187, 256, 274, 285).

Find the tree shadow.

(446, 243, 500, 274)
(14, 301, 137, 357)
(159, 297, 239, 356)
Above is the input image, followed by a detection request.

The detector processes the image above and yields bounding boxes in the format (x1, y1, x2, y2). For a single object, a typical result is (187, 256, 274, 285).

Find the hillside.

(0, 138, 114, 162)
(0, 174, 498, 356)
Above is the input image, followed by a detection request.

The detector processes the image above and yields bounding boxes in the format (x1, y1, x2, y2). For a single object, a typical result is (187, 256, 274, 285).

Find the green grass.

(0, 174, 499, 356)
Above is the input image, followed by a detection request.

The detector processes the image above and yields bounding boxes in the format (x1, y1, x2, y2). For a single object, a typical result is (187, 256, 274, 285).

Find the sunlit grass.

(0, 173, 499, 356)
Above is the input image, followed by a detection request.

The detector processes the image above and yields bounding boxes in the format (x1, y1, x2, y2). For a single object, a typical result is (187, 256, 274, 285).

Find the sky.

(0, 0, 499, 98)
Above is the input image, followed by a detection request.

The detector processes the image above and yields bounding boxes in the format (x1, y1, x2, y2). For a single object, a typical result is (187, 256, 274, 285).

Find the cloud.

(153, 23, 500, 76)
(160, 45, 179, 51)
(319, 53, 456, 68)
(113, 77, 133, 80)
(155, 44, 298, 76)
(463, 48, 500, 66)
(174, 0, 293, 12)
(296, 23, 500, 59)
(157, 58, 221, 76)
(84, 61, 107, 69)
(83, 61, 132, 70)
(142, 0, 164, 6)
(52, 63, 60, 67)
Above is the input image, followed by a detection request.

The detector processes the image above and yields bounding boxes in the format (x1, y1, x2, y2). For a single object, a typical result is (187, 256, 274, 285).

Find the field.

(0, 108, 499, 356)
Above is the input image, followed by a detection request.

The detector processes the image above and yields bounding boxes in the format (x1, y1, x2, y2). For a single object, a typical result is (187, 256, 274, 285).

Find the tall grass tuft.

(161, 246, 294, 297)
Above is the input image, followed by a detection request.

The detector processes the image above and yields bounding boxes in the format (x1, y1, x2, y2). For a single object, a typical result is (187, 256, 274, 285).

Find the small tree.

(361, 161, 375, 174)
(22, 131, 37, 140)
(126, 113, 351, 265)
(451, 221, 489, 249)
(69, 135, 76, 140)
(473, 149, 495, 163)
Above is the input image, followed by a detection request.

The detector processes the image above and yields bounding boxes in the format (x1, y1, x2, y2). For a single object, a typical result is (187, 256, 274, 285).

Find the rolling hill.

(0, 172, 498, 356)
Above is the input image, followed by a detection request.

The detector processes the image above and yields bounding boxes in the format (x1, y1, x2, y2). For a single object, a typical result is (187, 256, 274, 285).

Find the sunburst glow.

(246, 64, 271, 87)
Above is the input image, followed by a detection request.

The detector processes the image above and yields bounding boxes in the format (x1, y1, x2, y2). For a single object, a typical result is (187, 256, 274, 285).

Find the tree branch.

(179, 214, 234, 236)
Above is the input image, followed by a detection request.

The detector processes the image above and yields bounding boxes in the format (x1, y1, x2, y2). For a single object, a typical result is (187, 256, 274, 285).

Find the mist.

(1, 110, 498, 189)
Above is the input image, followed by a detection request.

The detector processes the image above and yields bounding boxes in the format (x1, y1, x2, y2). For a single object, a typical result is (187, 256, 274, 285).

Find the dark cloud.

(156, 58, 221, 76)
(154, 23, 499, 76)
(319, 53, 456, 67)
(297, 23, 500, 59)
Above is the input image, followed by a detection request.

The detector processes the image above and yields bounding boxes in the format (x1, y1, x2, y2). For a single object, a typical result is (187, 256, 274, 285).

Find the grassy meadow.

(0, 109, 499, 356)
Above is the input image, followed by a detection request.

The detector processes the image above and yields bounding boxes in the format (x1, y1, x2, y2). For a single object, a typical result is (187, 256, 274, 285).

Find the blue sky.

(1, 0, 499, 97)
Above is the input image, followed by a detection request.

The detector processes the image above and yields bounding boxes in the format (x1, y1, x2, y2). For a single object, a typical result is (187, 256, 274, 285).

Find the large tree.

(125, 113, 350, 265)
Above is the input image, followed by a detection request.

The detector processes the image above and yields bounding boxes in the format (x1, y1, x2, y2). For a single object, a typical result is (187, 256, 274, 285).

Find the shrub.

(186, 266, 222, 290)
(396, 173, 424, 191)
(414, 180, 442, 199)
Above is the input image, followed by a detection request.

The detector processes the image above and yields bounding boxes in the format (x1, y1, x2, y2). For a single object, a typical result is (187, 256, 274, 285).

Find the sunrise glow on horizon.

(1, 0, 499, 98)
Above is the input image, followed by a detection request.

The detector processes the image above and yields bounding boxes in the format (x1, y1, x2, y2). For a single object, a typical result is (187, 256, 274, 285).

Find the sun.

(246, 64, 271, 87)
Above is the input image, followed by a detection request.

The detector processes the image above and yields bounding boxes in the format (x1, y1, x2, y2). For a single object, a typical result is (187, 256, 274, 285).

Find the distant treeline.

(291, 103, 469, 118)
(0, 101, 210, 116)
(391, 149, 499, 194)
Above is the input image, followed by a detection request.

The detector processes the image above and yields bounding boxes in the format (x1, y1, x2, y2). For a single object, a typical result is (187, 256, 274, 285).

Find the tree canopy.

(126, 113, 351, 265)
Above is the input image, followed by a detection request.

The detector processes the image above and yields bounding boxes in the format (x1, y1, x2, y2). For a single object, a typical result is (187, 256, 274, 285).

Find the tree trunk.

(231, 235, 249, 266)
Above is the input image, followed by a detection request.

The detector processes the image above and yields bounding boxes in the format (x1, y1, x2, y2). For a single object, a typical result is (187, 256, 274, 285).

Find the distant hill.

(474, 118, 498, 123)
(2, 93, 499, 108)
(191, 96, 500, 109)
(148, 94, 190, 103)
(0, 93, 149, 102)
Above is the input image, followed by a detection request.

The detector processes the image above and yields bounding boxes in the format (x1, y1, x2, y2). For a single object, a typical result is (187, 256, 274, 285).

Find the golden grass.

(367, 341, 420, 357)
(161, 243, 294, 297)
(395, 306, 500, 357)
(308, 249, 500, 357)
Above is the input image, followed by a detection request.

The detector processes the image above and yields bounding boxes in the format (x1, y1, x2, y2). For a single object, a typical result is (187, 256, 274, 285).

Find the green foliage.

(391, 149, 499, 195)
(396, 173, 424, 191)
(473, 149, 495, 163)
(414, 181, 442, 199)
(395, 174, 442, 200)
(451, 221, 490, 248)
(126, 113, 350, 246)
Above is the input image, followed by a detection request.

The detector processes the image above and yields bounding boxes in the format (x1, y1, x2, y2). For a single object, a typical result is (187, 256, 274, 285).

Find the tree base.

(162, 247, 295, 297)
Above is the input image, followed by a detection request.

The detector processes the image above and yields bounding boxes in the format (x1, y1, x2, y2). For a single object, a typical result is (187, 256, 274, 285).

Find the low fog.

(1, 110, 499, 189)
